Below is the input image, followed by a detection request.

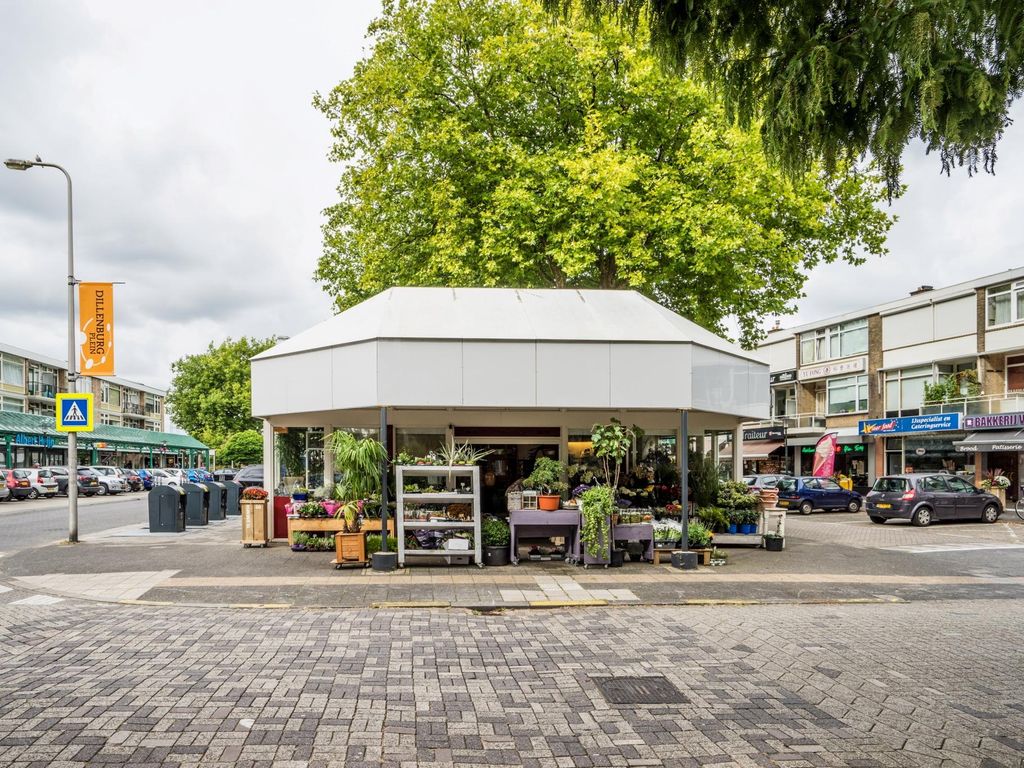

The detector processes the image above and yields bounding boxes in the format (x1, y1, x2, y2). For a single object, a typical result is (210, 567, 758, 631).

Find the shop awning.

(953, 430, 1024, 453)
(742, 439, 784, 459)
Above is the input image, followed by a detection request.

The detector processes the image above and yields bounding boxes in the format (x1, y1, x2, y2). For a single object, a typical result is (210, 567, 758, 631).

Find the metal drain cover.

(592, 675, 688, 705)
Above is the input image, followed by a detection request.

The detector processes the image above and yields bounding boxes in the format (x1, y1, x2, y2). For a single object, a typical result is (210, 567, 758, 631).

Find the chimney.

(910, 285, 934, 296)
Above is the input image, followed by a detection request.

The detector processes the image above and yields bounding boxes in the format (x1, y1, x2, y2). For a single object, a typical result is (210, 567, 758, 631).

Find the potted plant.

(481, 517, 511, 566)
(525, 456, 568, 511)
(710, 547, 728, 566)
(240, 487, 270, 547)
(763, 515, 785, 551)
(687, 520, 713, 553)
(727, 509, 740, 534)
(980, 470, 1011, 507)
(291, 486, 309, 502)
(580, 485, 615, 565)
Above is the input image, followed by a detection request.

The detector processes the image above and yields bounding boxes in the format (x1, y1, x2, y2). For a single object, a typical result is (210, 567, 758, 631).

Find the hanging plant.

(580, 485, 614, 558)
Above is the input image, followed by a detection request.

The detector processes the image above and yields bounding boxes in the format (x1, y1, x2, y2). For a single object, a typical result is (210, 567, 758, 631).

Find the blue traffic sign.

(56, 393, 94, 432)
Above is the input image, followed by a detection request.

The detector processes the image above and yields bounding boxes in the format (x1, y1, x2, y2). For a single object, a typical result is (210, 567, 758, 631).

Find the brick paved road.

(0, 589, 1021, 766)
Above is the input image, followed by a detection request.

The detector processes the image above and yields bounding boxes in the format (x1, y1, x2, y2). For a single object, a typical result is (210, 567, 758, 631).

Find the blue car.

(136, 469, 155, 490)
(776, 476, 863, 515)
(185, 468, 215, 483)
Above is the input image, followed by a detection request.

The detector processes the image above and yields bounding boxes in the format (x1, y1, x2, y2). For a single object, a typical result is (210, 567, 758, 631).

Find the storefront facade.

(0, 411, 209, 469)
(955, 411, 1024, 502)
(251, 287, 770, 533)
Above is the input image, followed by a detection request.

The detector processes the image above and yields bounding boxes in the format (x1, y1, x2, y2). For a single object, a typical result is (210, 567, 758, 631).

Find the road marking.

(11, 595, 64, 606)
(885, 543, 1024, 554)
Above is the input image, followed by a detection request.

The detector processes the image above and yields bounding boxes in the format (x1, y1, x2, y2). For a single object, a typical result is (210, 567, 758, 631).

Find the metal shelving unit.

(395, 465, 482, 567)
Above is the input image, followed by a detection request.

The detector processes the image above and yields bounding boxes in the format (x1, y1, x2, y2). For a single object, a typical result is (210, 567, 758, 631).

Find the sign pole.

(62, 167, 78, 544)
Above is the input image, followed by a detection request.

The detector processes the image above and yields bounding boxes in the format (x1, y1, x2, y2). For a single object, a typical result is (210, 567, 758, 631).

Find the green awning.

(0, 410, 208, 451)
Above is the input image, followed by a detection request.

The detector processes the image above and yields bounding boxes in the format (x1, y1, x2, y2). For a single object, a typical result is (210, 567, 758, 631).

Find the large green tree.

(556, 1, 1024, 197)
(315, 0, 893, 346)
(166, 337, 274, 449)
(219, 429, 264, 467)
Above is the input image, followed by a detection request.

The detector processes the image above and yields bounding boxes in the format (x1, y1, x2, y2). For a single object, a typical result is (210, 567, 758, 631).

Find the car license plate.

(777, 500, 789, 506)
(877, 503, 891, 509)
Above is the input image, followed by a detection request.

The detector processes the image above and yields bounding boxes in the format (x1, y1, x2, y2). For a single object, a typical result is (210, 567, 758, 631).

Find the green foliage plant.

(366, 534, 399, 556)
(580, 485, 615, 558)
(591, 421, 633, 491)
(686, 521, 713, 549)
(525, 456, 569, 495)
(481, 517, 511, 547)
(923, 370, 981, 405)
(690, 454, 720, 507)
(220, 429, 263, 466)
(330, 431, 388, 500)
(695, 506, 728, 533)
(717, 481, 759, 510)
(313, 0, 892, 347)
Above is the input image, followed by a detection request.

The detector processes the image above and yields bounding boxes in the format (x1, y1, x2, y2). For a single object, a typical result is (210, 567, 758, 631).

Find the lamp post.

(4, 157, 79, 543)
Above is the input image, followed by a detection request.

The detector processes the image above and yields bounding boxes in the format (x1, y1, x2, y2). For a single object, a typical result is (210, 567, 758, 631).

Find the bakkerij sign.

(859, 413, 961, 436)
(963, 412, 1024, 431)
(770, 370, 797, 385)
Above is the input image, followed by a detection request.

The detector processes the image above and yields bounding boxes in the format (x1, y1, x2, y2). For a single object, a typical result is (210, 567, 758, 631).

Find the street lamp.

(5, 156, 80, 543)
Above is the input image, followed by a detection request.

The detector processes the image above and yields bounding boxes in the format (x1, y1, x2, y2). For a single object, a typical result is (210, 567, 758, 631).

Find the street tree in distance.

(553, 0, 1024, 197)
(315, 0, 894, 347)
(219, 429, 263, 467)
(166, 337, 274, 450)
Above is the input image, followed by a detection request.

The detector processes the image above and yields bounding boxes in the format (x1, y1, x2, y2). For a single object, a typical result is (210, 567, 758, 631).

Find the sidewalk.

(3, 514, 1024, 609)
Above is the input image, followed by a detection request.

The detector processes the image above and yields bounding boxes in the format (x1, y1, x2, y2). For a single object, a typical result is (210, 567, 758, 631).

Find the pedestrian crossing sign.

(56, 393, 94, 432)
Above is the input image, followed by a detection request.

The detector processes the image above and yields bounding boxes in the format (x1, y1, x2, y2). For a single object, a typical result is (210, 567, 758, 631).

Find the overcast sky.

(2, 1, 1023, 390)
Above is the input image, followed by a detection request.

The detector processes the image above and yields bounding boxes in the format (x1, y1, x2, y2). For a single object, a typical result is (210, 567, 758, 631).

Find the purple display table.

(508, 509, 581, 565)
(612, 522, 654, 561)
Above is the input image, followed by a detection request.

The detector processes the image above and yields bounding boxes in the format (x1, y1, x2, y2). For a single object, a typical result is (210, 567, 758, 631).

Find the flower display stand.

(287, 517, 345, 545)
(241, 499, 270, 547)
(332, 532, 368, 568)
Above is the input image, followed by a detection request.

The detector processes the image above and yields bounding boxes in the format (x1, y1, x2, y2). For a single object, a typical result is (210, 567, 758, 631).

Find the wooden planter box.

(241, 500, 269, 547)
(287, 516, 345, 545)
(332, 532, 368, 568)
(360, 519, 396, 535)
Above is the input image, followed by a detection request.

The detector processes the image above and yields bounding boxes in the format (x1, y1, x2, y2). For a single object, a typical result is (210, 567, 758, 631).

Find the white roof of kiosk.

(251, 287, 768, 420)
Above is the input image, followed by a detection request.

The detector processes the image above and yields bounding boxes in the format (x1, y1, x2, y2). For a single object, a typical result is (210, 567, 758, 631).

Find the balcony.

(27, 382, 57, 399)
(919, 392, 1024, 417)
(123, 403, 145, 415)
(745, 413, 827, 432)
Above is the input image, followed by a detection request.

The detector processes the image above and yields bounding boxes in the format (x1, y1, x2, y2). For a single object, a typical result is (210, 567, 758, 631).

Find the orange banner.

(78, 282, 115, 376)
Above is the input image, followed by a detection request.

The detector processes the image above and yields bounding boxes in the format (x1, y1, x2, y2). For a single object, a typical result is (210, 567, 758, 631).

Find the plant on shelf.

(241, 487, 268, 500)
(687, 521, 713, 549)
(525, 456, 569, 510)
(291, 486, 309, 501)
(717, 481, 759, 512)
(695, 506, 729, 533)
(580, 485, 615, 559)
(396, 451, 416, 466)
(297, 501, 326, 518)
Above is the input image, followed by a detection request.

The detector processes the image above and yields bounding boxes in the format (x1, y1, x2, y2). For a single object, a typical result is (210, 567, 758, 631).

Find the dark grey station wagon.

(864, 474, 1002, 527)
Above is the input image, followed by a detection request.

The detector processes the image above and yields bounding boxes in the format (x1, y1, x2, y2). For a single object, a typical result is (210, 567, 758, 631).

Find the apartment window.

(826, 374, 868, 415)
(28, 366, 58, 397)
(1008, 354, 1024, 392)
(884, 366, 933, 416)
(101, 383, 121, 407)
(987, 281, 1024, 327)
(145, 394, 160, 414)
(100, 413, 121, 426)
(772, 386, 796, 418)
(1, 355, 24, 387)
(800, 319, 868, 364)
(0, 395, 25, 412)
(29, 403, 56, 417)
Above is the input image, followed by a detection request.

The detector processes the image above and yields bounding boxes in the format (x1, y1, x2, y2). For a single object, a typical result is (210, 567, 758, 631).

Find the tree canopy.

(166, 337, 274, 449)
(219, 429, 264, 467)
(315, 0, 893, 346)
(554, 0, 1024, 197)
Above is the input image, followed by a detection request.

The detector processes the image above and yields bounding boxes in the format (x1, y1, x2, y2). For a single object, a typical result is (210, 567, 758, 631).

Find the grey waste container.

(223, 480, 242, 516)
(149, 485, 186, 532)
(182, 482, 209, 526)
(206, 482, 226, 521)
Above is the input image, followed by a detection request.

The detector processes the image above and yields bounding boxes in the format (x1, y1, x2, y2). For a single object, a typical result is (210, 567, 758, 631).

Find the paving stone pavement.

(0, 588, 1021, 767)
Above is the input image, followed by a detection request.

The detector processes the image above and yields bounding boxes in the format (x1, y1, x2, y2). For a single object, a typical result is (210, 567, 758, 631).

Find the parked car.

(775, 476, 863, 514)
(233, 464, 263, 488)
(122, 469, 144, 491)
(135, 469, 156, 490)
(162, 468, 187, 485)
(3, 469, 32, 500)
(23, 468, 59, 499)
(148, 468, 179, 487)
(88, 466, 125, 496)
(743, 474, 790, 490)
(0, 481, 8, 502)
(864, 474, 1002, 526)
(213, 468, 237, 482)
(185, 468, 215, 483)
(43, 466, 101, 497)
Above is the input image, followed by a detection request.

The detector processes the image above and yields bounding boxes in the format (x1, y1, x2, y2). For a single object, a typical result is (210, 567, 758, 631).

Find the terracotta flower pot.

(538, 494, 561, 511)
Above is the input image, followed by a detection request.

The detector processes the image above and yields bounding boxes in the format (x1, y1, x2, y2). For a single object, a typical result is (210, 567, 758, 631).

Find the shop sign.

(743, 426, 785, 441)
(801, 443, 866, 455)
(963, 412, 1024, 431)
(859, 413, 960, 435)
(770, 370, 797, 385)
(798, 357, 866, 382)
(13, 433, 60, 448)
(956, 438, 1024, 453)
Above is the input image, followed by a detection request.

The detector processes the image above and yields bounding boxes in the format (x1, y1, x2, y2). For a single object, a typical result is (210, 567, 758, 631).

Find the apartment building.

(0, 342, 208, 469)
(753, 267, 1024, 498)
